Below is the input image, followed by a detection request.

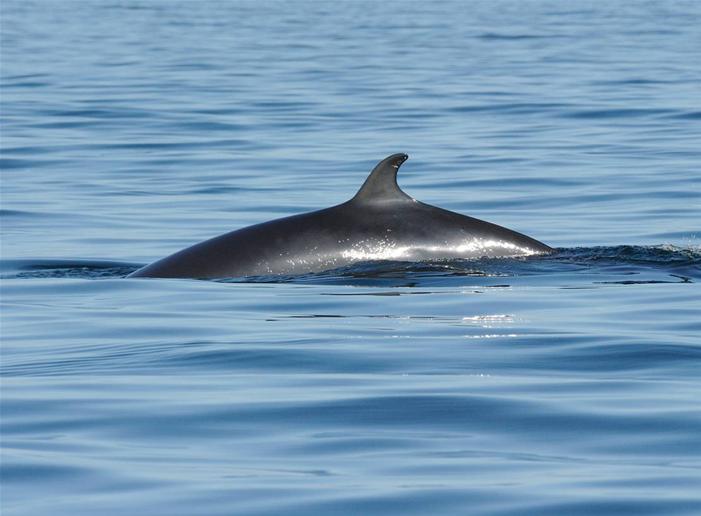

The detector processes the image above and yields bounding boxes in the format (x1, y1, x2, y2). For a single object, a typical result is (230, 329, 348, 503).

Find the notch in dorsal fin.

(351, 153, 412, 204)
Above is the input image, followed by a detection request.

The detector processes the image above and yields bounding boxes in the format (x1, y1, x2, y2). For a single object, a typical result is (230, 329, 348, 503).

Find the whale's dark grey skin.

(129, 154, 552, 279)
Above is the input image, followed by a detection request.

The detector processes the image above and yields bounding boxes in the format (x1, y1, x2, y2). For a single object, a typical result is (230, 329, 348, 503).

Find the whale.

(129, 153, 552, 279)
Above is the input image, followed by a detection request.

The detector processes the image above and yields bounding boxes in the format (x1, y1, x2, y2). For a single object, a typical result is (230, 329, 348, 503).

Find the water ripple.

(3, 0, 701, 514)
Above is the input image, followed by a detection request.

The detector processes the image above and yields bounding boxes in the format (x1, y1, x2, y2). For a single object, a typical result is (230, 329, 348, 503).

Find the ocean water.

(1, 1, 700, 514)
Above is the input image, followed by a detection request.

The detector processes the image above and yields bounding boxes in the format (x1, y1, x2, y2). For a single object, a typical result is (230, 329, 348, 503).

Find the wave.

(0, 259, 141, 279)
(547, 244, 701, 266)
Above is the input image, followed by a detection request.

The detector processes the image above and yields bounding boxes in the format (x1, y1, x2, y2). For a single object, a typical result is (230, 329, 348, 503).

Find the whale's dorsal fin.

(351, 153, 412, 204)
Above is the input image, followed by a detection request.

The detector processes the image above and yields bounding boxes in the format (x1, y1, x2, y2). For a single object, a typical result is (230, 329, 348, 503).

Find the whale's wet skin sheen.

(130, 154, 551, 278)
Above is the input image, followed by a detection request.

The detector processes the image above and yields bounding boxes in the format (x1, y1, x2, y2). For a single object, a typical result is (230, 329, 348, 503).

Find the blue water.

(2, 1, 700, 514)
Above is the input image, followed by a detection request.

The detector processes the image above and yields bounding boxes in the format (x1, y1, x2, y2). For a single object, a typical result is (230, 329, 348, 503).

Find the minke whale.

(130, 154, 552, 279)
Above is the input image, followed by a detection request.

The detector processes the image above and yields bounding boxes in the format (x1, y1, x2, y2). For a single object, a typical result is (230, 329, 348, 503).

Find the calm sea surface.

(1, 1, 700, 514)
